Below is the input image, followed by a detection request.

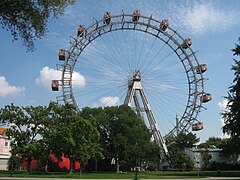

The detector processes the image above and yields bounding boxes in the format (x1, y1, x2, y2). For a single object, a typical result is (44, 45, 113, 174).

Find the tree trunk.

(44, 164, 48, 173)
(116, 157, 120, 173)
(95, 159, 98, 171)
(69, 158, 74, 174)
(27, 157, 31, 173)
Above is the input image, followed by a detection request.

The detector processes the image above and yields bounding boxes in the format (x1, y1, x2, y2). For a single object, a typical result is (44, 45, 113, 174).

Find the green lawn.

(0, 170, 240, 179)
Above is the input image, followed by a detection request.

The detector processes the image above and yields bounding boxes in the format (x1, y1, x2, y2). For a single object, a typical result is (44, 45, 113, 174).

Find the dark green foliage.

(169, 150, 194, 170)
(41, 102, 103, 173)
(198, 137, 226, 149)
(0, 103, 164, 172)
(222, 38, 240, 156)
(200, 149, 212, 170)
(0, 102, 103, 173)
(81, 105, 160, 172)
(8, 154, 22, 172)
(168, 132, 199, 169)
(220, 137, 240, 163)
(175, 132, 199, 150)
(208, 161, 240, 170)
(232, 38, 240, 56)
(0, 0, 74, 51)
(0, 104, 49, 172)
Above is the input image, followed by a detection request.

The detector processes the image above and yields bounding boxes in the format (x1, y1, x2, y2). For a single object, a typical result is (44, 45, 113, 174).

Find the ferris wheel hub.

(55, 10, 210, 163)
(133, 70, 141, 81)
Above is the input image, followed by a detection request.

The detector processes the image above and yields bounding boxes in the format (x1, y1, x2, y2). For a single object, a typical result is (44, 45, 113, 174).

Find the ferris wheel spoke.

(143, 48, 177, 76)
(135, 31, 149, 70)
(76, 42, 130, 80)
(142, 36, 158, 64)
(143, 40, 172, 72)
(101, 33, 131, 74)
(122, 30, 134, 70)
(73, 81, 126, 108)
(147, 93, 180, 132)
(56, 12, 207, 161)
(109, 31, 133, 72)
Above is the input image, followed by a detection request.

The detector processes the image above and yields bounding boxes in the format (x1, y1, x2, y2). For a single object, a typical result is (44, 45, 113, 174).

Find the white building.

(185, 148, 225, 169)
(0, 127, 11, 170)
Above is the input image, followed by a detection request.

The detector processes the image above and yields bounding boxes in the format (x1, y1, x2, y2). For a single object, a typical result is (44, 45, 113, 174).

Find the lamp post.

(134, 143, 138, 180)
(176, 114, 179, 136)
(194, 157, 200, 177)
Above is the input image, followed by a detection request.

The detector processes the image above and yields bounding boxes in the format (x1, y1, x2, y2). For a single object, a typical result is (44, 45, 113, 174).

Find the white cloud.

(218, 99, 230, 138)
(72, 71, 86, 87)
(35, 66, 86, 89)
(182, 3, 238, 35)
(0, 76, 25, 98)
(35, 66, 60, 88)
(218, 99, 228, 111)
(157, 1, 240, 36)
(218, 99, 228, 127)
(100, 96, 119, 107)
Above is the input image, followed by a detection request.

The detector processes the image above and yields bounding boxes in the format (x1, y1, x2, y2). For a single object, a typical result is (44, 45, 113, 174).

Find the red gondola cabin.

(132, 10, 140, 22)
(192, 122, 203, 131)
(201, 93, 212, 103)
(77, 25, 85, 37)
(51, 80, 59, 91)
(103, 12, 111, 25)
(58, 49, 65, 61)
(196, 64, 208, 74)
(160, 19, 169, 31)
(181, 38, 192, 49)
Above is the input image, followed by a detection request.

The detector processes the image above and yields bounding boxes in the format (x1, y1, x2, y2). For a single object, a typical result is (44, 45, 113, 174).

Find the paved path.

(1, 177, 240, 180)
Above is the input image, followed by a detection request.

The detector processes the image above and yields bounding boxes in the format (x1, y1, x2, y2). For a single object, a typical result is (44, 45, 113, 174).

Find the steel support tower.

(124, 70, 169, 160)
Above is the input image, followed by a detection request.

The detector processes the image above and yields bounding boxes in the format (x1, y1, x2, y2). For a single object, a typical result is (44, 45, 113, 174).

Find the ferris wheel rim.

(57, 12, 205, 140)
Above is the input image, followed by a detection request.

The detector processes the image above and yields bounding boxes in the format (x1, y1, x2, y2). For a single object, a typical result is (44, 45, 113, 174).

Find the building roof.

(186, 148, 222, 152)
(0, 127, 7, 136)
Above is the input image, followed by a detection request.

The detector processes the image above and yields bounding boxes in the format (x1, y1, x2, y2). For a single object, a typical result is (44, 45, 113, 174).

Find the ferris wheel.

(51, 10, 212, 159)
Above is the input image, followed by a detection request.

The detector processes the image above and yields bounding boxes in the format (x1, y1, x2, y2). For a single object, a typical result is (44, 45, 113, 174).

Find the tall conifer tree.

(222, 38, 240, 155)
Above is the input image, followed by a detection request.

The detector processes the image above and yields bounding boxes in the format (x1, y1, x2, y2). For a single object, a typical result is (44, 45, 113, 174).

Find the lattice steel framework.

(56, 12, 206, 159)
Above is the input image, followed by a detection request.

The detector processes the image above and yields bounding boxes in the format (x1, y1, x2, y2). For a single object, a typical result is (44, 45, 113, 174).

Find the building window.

(5, 141, 8, 147)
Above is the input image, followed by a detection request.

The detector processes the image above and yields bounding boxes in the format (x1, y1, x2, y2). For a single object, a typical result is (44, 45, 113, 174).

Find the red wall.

(20, 153, 80, 171)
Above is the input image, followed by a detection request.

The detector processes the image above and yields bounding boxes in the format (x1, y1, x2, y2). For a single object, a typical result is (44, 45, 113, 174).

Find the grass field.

(0, 170, 240, 179)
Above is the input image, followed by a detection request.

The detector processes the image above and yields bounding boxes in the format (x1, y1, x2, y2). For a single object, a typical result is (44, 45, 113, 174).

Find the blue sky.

(0, 0, 240, 142)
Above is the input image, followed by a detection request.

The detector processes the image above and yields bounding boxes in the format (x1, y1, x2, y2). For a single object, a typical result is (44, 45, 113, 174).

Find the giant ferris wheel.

(51, 11, 212, 160)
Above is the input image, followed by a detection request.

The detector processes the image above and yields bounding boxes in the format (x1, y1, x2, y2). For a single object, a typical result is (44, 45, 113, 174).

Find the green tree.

(0, 104, 48, 172)
(45, 102, 103, 174)
(0, 0, 74, 51)
(168, 132, 199, 169)
(33, 138, 52, 172)
(200, 149, 212, 170)
(175, 132, 199, 149)
(222, 38, 240, 156)
(8, 153, 22, 173)
(82, 105, 160, 172)
(198, 137, 225, 149)
(169, 150, 193, 170)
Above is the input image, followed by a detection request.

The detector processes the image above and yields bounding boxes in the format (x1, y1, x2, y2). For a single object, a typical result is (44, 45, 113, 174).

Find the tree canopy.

(0, 103, 49, 172)
(222, 38, 240, 156)
(45, 102, 103, 173)
(1, 103, 160, 172)
(0, 0, 74, 51)
(0, 102, 103, 173)
(198, 137, 226, 149)
(81, 105, 160, 172)
(168, 132, 199, 169)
